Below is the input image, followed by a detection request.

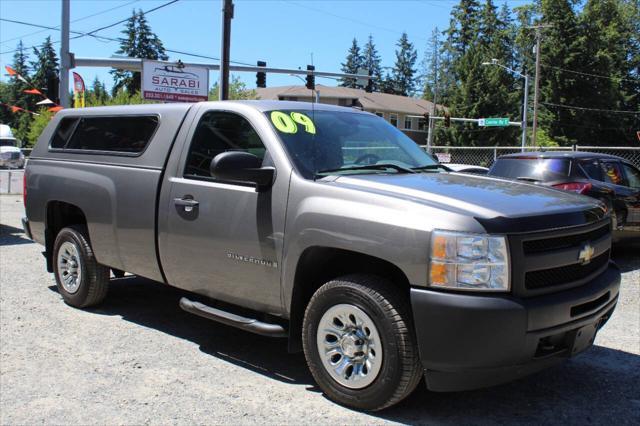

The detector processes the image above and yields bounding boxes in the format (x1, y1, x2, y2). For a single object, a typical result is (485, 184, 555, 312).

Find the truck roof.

(54, 100, 369, 117)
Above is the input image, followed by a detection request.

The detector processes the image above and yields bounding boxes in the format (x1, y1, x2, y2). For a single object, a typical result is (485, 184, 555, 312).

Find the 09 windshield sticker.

(270, 111, 316, 135)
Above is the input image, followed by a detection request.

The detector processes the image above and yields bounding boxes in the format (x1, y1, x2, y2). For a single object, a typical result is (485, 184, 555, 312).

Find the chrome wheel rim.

(57, 241, 82, 294)
(316, 304, 383, 389)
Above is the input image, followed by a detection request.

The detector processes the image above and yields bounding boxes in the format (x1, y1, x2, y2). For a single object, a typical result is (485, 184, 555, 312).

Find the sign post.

(142, 60, 209, 103)
(479, 118, 510, 127)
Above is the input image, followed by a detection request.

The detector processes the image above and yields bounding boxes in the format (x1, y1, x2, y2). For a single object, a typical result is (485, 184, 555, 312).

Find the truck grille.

(525, 250, 610, 290)
(509, 220, 612, 297)
(522, 223, 610, 254)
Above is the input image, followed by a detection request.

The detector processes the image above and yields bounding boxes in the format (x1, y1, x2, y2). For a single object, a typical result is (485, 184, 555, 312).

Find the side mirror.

(210, 151, 274, 190)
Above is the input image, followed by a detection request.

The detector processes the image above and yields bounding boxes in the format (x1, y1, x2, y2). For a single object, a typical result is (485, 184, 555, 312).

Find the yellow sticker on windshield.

(291, 112, 316, 134)
(270, 111, 316, 135)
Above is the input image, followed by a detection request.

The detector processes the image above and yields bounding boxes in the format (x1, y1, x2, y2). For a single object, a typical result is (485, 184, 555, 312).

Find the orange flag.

(4, 65, 17, 76)
(23, 88, 43, 95)
(48, 106, 64, 113)
(10, 105, 22, 113)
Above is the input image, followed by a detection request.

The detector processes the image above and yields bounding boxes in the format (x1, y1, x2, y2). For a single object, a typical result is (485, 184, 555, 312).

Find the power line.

(284, 1, 428, 41)
(540, 63, 639, 83)
(0, 0, 179, 56)
(0, 15, 255, 68)
(0, 0, 140, 46)
(541, 102, 639, 115)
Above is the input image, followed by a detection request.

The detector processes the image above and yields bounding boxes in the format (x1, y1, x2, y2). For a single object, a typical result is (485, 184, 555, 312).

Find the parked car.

(488, 151, 640, 239)
(444, 163, 489, 174)
(23, 102, 620, 411)
(0, 124, 25, 169)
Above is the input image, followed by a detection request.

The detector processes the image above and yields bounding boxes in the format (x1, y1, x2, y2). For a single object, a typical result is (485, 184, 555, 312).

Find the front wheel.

(302, 274, 422, 411)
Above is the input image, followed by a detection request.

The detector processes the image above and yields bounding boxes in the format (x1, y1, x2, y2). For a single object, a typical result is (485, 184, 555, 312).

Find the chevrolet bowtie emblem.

(578, 243, 595, 265)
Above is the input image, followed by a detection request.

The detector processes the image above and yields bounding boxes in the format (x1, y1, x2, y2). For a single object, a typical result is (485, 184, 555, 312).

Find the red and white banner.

(142, 60, 208, 103)
(72, 72, 86, 108)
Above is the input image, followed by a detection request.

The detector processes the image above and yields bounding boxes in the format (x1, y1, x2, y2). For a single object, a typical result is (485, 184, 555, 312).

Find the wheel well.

(287, 247, 410, 352)
(45, 201, 87, 272)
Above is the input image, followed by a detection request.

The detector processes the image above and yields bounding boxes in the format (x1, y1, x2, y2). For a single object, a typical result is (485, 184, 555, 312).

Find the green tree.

(26, 109, 52, 147)
(208, 76, 258, 100)
(111, 10, 168, 95)
(421, 28, 440, 102)
(391, 32, 418, 96)
(1, 41, 31, 130)
(340, 38, 364, 88)
(362, 35, 383, 91)
(31, 36, 59, 102)
(572, 0, 639, 145)
(87, 77, 109, 105)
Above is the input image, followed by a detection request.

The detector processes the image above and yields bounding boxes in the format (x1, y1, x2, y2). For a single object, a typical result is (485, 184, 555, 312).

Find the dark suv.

(489, 151, 640, 239)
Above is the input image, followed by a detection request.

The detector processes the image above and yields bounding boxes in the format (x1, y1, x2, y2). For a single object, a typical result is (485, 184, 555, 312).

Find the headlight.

(429, 230, 510, 292)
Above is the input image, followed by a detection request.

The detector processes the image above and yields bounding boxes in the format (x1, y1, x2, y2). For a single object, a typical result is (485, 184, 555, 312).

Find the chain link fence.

(424, 146, 640, 169)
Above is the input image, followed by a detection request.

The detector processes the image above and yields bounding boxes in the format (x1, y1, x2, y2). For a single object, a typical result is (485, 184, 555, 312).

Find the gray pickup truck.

(23, 101, 620, 411)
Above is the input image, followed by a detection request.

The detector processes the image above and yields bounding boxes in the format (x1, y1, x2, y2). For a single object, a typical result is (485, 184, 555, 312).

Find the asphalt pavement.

(1, 194, 639, 425)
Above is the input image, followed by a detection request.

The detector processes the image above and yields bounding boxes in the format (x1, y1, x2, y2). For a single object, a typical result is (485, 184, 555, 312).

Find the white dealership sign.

(142, 60, 209, 102)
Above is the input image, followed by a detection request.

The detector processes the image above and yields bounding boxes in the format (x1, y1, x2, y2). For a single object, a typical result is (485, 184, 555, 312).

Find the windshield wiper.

(316, 163, 417, 175)
(412, 164, 451, 172)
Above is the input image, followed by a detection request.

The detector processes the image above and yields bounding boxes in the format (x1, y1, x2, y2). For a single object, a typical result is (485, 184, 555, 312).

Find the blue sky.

(0, 0, 532, 92)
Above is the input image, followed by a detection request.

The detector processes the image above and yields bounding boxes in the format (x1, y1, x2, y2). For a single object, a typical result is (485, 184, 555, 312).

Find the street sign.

(142, 60, 209, 102)
(479, 117, 510, 127)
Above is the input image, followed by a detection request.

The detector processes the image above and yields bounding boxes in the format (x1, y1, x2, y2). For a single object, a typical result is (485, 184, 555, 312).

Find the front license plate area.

(569, 324, 598, 356)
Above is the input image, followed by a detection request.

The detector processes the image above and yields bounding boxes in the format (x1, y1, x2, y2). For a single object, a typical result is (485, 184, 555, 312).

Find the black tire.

(302, 274, 423, 411)
(52, 225, 109, 308)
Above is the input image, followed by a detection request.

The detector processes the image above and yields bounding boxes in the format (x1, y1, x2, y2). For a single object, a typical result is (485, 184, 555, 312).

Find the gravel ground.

(1, 194, 639, 425)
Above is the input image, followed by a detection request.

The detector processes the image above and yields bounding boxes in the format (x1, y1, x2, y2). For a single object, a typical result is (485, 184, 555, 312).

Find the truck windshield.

(490, 158, 570, 182)
(264, 109, 438, 179)
(0, 139, 17, 147)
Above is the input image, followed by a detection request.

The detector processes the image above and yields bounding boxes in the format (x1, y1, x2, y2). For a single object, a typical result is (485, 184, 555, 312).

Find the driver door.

(158, 110, 284, 312)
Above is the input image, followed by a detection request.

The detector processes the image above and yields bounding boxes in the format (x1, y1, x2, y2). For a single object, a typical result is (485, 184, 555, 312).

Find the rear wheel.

(53, 225, 109, 308)
(302, 274, 422, 411)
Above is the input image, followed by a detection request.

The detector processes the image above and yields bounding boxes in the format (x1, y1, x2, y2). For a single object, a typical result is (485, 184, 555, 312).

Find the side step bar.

(179, 297, 287, 338)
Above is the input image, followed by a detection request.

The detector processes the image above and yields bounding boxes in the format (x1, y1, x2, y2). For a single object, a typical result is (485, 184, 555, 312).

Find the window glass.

(64, 116, 157, 153)
(621, 163, 640, 189)
(404, 117, 412, 130)
(0, 139, 17, 147)
(184, 111, 266, 178)
(600, 161, 626, 186)
(50, 117, 79, 148)
(489, 158, 570, 182)
(264, 109, 438, 179)
(579, 159, 603, 181)
(389, 114, 398, 127)
(418, 118, 426, 131)
(375, 112, 383, 118)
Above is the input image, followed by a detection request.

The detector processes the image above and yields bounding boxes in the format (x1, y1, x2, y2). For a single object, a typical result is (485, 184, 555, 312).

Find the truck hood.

(333, 172, 607, 233)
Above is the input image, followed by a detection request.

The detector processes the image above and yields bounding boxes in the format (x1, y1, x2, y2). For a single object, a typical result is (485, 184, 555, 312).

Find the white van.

(0, 124, 26, 168)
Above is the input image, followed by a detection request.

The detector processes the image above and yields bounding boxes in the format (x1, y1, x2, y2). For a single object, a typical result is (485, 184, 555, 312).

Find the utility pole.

(530, 24, 551, 147)
(521, 73, 529, 151)
(59, 0, 70, 108)
(426, 30, 439, 151)
(219, 0, 233, 101)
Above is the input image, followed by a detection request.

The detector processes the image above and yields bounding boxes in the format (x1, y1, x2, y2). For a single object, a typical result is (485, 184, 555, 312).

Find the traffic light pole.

(219, 0, 233, 101)
(59, 0, 70, 107)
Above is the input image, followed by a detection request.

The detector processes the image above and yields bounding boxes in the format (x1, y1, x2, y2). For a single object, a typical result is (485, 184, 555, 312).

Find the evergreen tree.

(537, 0, 584, 145)
(362, 35, 383, 92)
(31, 36, 59, 102)
(445, 0, 482, 57)
(111, 10, 168, 95)
(391, 32, 418, 96)
(421, 28, 442, 104)
(89, 77, 109, 105)
(2, 41, 31, 132)
(340, 38, 364, 88)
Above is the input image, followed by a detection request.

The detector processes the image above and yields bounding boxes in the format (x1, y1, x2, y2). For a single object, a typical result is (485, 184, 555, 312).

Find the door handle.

(174, 197, 199, 212)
